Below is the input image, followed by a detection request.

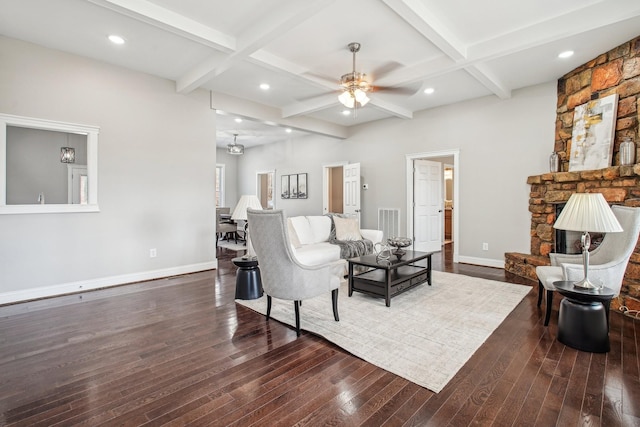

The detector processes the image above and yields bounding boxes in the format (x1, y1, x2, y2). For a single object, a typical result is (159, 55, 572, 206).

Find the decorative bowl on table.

(386, 237, 412, 258)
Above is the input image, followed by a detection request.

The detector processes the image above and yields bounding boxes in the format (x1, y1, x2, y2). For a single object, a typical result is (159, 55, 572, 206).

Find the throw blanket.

(328, 215, 374, 258)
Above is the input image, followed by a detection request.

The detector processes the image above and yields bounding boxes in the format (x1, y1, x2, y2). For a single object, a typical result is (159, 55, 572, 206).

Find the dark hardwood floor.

(1, 243, 639, 426)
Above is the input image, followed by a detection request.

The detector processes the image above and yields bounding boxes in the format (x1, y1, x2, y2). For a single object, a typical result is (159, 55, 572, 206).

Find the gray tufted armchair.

(536, 205, 640, 326)
(247, 209, 346, 336)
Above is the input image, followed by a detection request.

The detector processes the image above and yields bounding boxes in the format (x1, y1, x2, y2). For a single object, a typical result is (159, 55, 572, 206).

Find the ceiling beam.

(281, 92, 413, 120)
(464, 65, 511, 99)
(211, 91, 348, 139)
(281, 94, 340, 118)
(368, 97, 413, 119)
(381, 0, 511, 101)
(87, 0, 235, 51)
(248, 50, 337, 92)
(176, 0, 335, 93)
(468, 2, 640, 61)
(381, 0, 466, 61)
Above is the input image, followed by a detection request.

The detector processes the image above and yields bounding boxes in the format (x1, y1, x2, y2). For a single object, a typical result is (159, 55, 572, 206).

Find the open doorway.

(322, 162, 361, 221)
(256, 170, 274, 209)
(323, 162, 347, 215)
(406, 150, 459, 263)
(444, 164, 454, 244)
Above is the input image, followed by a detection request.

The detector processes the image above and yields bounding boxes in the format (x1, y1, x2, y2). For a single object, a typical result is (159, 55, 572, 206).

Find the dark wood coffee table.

(348, 250, 436, 307)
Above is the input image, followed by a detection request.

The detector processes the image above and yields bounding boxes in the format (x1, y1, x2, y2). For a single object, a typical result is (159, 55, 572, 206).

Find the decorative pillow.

(287, 218, 302, 249)
(333, 216, 362, 241)
(288, 216, 314, 245)
(308, 216, 331, 243)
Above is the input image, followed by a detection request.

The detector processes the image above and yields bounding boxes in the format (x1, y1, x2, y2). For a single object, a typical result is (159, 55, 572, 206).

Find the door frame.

(406, 149, 460, 263)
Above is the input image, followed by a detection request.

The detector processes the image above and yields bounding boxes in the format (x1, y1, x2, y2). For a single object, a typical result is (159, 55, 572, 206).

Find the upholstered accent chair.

(216, 207, 237, 246)
(247, 209, 345, 336)
(536, 205, 640, 326)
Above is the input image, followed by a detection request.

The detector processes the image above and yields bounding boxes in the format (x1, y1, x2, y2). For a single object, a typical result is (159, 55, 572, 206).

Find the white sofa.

(287, 215, 383, 266)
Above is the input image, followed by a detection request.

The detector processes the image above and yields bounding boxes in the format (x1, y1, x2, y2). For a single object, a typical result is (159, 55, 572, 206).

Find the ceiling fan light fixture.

(354, 89, 369, 106)
(338, 91, 355, 108)
(227, 133, 244, 155)
(337, 42, 371, 110)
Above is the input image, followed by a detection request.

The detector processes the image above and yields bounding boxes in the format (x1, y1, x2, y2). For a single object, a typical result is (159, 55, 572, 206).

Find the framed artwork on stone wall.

(568, 93, 618, 172)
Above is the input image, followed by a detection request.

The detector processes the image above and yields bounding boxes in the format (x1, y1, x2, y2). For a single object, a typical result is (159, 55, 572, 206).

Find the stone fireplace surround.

(505, 165, 640, 312)
(505, 35, 640, 313)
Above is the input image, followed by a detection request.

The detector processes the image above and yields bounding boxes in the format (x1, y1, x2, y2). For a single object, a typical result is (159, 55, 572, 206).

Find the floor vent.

(378, 208, 400, 241)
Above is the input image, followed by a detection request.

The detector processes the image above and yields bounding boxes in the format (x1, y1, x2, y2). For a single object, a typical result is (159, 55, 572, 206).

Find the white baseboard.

(0, 260, 218, 305)
(457, 256, 504, 269)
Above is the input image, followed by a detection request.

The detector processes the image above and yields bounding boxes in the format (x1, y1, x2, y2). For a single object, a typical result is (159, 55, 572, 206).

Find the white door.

(343, 162, 361, 223)
(413, 159, 442, 252)
(67, 165, 88, 204)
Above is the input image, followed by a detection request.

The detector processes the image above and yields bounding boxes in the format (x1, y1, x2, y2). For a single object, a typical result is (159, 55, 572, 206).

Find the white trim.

(0, 261, 218, 305)
(458, 256, 504, 269)
(0, 113, 100, 214)
(406, 149, 460, 263)
(216, 163, 225, 207)
(0, 203, 99, 214)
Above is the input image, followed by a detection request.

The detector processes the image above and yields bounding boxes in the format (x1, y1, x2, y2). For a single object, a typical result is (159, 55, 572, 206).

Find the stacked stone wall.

(506, 35, 640, 313)
(555, 36, 640, 169)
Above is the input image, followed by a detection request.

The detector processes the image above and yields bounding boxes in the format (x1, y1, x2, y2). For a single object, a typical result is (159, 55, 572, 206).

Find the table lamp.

(231, 195, 263, 258)
(553, 193, 623, 289)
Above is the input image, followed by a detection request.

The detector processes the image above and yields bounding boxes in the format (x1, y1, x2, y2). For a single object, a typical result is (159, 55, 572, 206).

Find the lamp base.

(572, 278, 602, 290)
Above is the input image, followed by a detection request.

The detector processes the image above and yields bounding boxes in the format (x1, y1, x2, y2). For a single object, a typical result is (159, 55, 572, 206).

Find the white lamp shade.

(231, 195, 263, 221)
(554, 193, 623, 233)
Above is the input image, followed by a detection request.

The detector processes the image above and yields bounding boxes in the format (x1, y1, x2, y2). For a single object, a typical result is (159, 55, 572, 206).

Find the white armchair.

(536, 205, 640, 326)
(247, 209, 346, 336)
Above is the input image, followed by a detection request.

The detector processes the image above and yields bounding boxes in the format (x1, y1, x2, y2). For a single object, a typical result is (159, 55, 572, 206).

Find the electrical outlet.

(150, 248, 157, 258)
(482, 243, 489, 251)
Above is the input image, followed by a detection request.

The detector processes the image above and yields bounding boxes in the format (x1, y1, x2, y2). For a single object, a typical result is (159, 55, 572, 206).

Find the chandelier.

(338, 42, 370, 109)
(227, 133, 244, 155)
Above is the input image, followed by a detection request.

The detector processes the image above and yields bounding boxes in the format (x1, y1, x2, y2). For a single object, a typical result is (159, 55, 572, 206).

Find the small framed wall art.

(280, 173, 307, 199)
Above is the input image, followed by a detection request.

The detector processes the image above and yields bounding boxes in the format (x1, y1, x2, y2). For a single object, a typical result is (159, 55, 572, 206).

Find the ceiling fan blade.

(295, 91, 336, 102)
(372, 85, 418, 95)
(301, 71, 337, 87)
(370, 61, 403, 80)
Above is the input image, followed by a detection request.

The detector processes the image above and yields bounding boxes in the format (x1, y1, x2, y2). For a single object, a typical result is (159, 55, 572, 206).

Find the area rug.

(217, 240, 247, 251)
(236, 270, 530, 393)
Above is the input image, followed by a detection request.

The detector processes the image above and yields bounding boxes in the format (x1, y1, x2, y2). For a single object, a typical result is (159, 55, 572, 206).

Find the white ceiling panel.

(419, 0, 605, 44)
(485, 15, 640, 90)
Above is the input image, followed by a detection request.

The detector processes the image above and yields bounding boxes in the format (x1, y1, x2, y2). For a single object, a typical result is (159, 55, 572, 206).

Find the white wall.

(238, 83, 557, 266)
(0, 37, 217, 303)
(238, 133, 343, 217)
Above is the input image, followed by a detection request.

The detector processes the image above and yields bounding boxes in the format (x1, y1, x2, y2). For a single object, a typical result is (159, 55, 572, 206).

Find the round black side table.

(554, 281, 615, 353)
(233, 257, 263, 300)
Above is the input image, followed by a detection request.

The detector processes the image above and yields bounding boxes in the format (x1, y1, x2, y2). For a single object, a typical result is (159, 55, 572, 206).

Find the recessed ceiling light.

(259, 83, 270, 90)
(234, 118, 242, 123)
(424, 87, 435, 95)
(558, 50, 574, 59)
(108, 35, 126, 45)
(342, 110, 351, 116)
(285, 128, 292, 133)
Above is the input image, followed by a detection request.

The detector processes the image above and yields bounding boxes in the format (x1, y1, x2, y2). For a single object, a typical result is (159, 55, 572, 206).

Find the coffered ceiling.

(1, 0, 639, 148)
